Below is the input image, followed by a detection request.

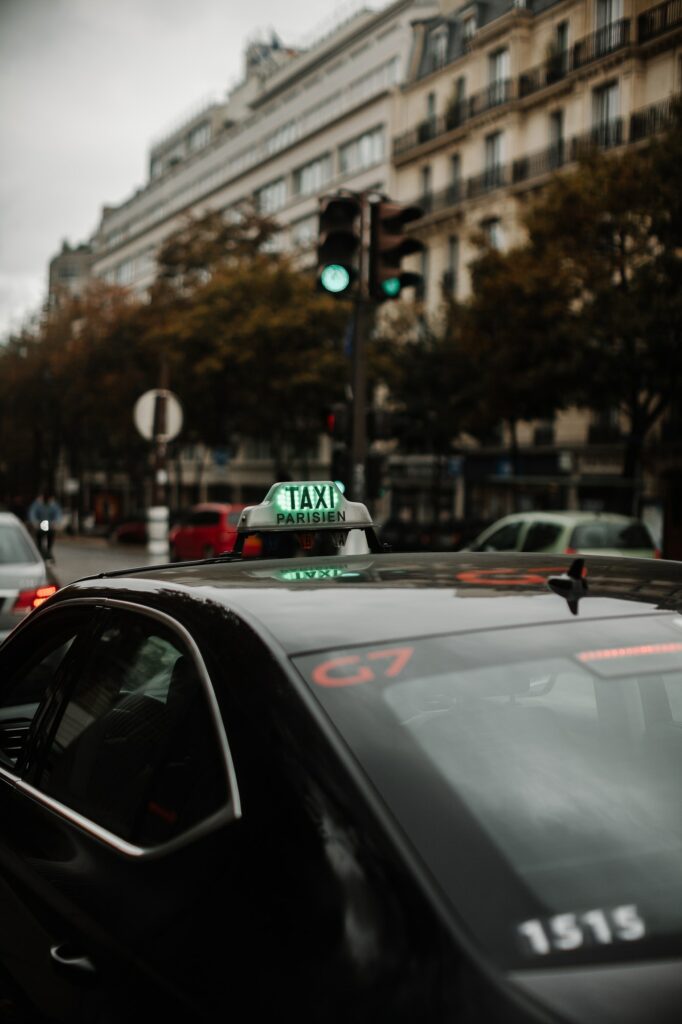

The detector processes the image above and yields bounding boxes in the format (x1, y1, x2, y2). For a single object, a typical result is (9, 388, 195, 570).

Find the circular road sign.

(134, 389, 183, 442)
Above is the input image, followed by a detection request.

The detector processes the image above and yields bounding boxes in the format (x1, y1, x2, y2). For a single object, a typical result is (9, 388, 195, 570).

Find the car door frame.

(0, 595, 242, 1021)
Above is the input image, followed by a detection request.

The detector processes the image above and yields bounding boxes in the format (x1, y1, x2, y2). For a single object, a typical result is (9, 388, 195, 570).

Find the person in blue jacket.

(27, 490, 62, 560)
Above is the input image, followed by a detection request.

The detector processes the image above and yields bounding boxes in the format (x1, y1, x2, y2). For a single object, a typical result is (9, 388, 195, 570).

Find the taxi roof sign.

(238, 480, 373, 533)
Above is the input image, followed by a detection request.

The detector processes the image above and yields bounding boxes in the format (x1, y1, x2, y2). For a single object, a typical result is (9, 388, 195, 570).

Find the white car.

(466, 510, 660, 558)
(0, 512, 59, 643)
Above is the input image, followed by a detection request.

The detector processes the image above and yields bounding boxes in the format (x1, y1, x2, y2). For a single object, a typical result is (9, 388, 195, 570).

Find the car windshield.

(571, 521, 653, 549)
(0, 524, 37, 564)
(295, 614, 682, 969)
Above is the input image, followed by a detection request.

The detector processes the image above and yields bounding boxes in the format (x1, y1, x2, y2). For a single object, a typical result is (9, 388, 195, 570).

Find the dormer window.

(431, 27, 449, 70)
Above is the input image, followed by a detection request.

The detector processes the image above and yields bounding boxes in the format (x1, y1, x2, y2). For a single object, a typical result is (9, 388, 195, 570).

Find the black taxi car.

(0, 481, 680, 1023)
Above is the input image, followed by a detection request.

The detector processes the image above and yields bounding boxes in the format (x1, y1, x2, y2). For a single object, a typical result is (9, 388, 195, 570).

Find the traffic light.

(317, 193, 362, 297)
(369, 200, 425, 302)
(324, 402, 350, 440)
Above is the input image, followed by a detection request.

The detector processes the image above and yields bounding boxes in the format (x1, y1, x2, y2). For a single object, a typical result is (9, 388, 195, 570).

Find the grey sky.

(0, 0, 369, 339)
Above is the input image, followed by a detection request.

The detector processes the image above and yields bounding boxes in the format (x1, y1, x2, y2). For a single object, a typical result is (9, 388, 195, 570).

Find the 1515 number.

(517, 905, 646, 956)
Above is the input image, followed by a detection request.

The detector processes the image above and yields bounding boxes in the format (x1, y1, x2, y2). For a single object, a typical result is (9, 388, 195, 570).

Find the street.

(50, 535, 166, 587)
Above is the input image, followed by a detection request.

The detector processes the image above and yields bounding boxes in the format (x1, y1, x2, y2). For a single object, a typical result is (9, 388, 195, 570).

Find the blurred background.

(1, 0, 681, 559)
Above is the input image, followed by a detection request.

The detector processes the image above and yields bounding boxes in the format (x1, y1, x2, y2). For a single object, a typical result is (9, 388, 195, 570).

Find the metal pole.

(148, 357, 170, 558)
(350, 192, 372, 502)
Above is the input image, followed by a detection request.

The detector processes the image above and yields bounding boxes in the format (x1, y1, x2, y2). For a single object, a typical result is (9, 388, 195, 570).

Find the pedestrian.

(27, 489, 62, 561)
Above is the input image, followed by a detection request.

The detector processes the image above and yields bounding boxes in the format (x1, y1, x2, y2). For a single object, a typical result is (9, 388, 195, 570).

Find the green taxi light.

(320, 264, 351, 294)
(381, 277, 401, 298)
(278, 567, 346, 581)
(238, 480, 373, 532)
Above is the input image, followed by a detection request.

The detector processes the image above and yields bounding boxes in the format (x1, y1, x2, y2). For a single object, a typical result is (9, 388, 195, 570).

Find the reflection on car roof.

(62, 552, 682, 656)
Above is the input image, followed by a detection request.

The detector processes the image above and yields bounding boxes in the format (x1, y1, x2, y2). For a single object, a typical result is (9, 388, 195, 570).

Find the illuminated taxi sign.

(278, 567, 345, 581)
(239, 481, 373, 532)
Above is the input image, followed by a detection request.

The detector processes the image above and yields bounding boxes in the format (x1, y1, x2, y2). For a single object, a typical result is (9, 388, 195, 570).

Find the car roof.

(0, 512, 26, 526)
(487, 510, 641, 525)
(51, 552, 682, 656)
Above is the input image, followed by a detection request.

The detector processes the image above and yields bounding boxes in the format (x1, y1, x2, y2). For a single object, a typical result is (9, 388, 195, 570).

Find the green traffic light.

(320, 264, 351, 294)
(381, 277, 401, 298)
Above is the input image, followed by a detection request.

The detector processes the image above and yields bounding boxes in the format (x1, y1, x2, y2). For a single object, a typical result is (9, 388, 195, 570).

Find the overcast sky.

(0, 0, 374, 340)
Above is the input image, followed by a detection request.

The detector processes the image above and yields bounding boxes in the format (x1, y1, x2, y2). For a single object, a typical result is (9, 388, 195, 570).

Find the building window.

(592, 81, 620, 147)
(188, 122, 211, 152)
(420, 165, 432, 212)
(488, 48, 510, 105)
(596, 0, 623, 53)
(556, 20, 569, 55)
(463, 15, 476, 42)
(256, 178, 287, 214)
(446, 235, 459, 296)
(430, 27, 448, 70)
(290, 216, 317, 250)
(482, 217, 504, 250)
(596, 0, 622, 29)
(426, 91, 436, 121)
(447, 76, 467, 128)
(484, 131, 505, 188)
(339, 127, 384, 175)
(449, 153, 461, 202)
(293, 154, 332, 197)
(549, 110, 564, 166)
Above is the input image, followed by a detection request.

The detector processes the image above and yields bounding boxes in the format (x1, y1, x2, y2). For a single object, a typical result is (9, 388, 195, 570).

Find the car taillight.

(564, 546, 577, 555)
(654, 548, 662, 559)
(13, 585, 58, 611)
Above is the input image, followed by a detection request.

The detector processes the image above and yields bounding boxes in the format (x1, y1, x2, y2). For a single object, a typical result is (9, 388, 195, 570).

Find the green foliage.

(523, 113, 682, 476)
(160, 254, 348, 462)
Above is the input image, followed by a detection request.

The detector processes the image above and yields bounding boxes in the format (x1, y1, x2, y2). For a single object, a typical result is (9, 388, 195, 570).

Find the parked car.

(466, 510, 660, 558)
(169, 502, 248, 560)
(0, 512, 59, 643)
(0, 480, 679, 1022)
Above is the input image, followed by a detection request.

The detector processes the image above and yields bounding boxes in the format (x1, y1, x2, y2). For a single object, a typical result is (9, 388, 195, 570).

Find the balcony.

(573, 18, 631, 68)
(630, 95, 679, 141)
(638, 0, 682, 43)
(519, 52, 571, 98)
(409, 117, 629, 219)
(394, 21, 632, 160)
(394, 79, 517, 158)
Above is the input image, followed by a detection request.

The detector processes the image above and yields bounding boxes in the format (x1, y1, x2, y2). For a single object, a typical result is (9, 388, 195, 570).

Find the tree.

(462, 238, 582, 473)
(523, 113, 682, 496)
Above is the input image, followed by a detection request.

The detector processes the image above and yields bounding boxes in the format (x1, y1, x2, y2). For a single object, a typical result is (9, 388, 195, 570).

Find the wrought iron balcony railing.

(638, 0, 682, 43)
(394, 79, 516, 157)
(573, 18, 631, 68)
(395, 21, 631, 158)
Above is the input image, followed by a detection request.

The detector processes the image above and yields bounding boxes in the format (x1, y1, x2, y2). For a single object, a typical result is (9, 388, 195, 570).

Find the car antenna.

(547, 558, 588, 616)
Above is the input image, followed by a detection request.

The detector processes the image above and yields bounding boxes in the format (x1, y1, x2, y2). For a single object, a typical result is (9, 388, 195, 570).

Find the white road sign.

(134, 389, 183, 442)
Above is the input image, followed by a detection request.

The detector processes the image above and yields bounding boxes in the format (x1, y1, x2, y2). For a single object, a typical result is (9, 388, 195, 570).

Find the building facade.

(48, 2, 439, 517)
(90, 2, 435, 294)
(388, 0, 681, 553)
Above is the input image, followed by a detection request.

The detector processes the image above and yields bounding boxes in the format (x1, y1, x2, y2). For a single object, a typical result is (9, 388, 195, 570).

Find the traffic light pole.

(349, 192, 372, 503)
(350, 298, 370, 502)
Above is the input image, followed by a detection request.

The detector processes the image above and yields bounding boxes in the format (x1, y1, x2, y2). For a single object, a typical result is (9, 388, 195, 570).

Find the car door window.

(0, 607, 96, 771)
(476, 522, 522, 551)
(36, 608, 231, 847)
(521, 522, 562, 552)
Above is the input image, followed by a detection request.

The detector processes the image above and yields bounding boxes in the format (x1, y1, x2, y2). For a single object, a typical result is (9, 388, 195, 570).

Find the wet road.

(50, 536, 169, 587)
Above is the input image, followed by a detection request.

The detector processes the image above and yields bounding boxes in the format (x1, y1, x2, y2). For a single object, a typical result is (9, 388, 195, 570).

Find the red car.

(169, 503, 247, 560)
